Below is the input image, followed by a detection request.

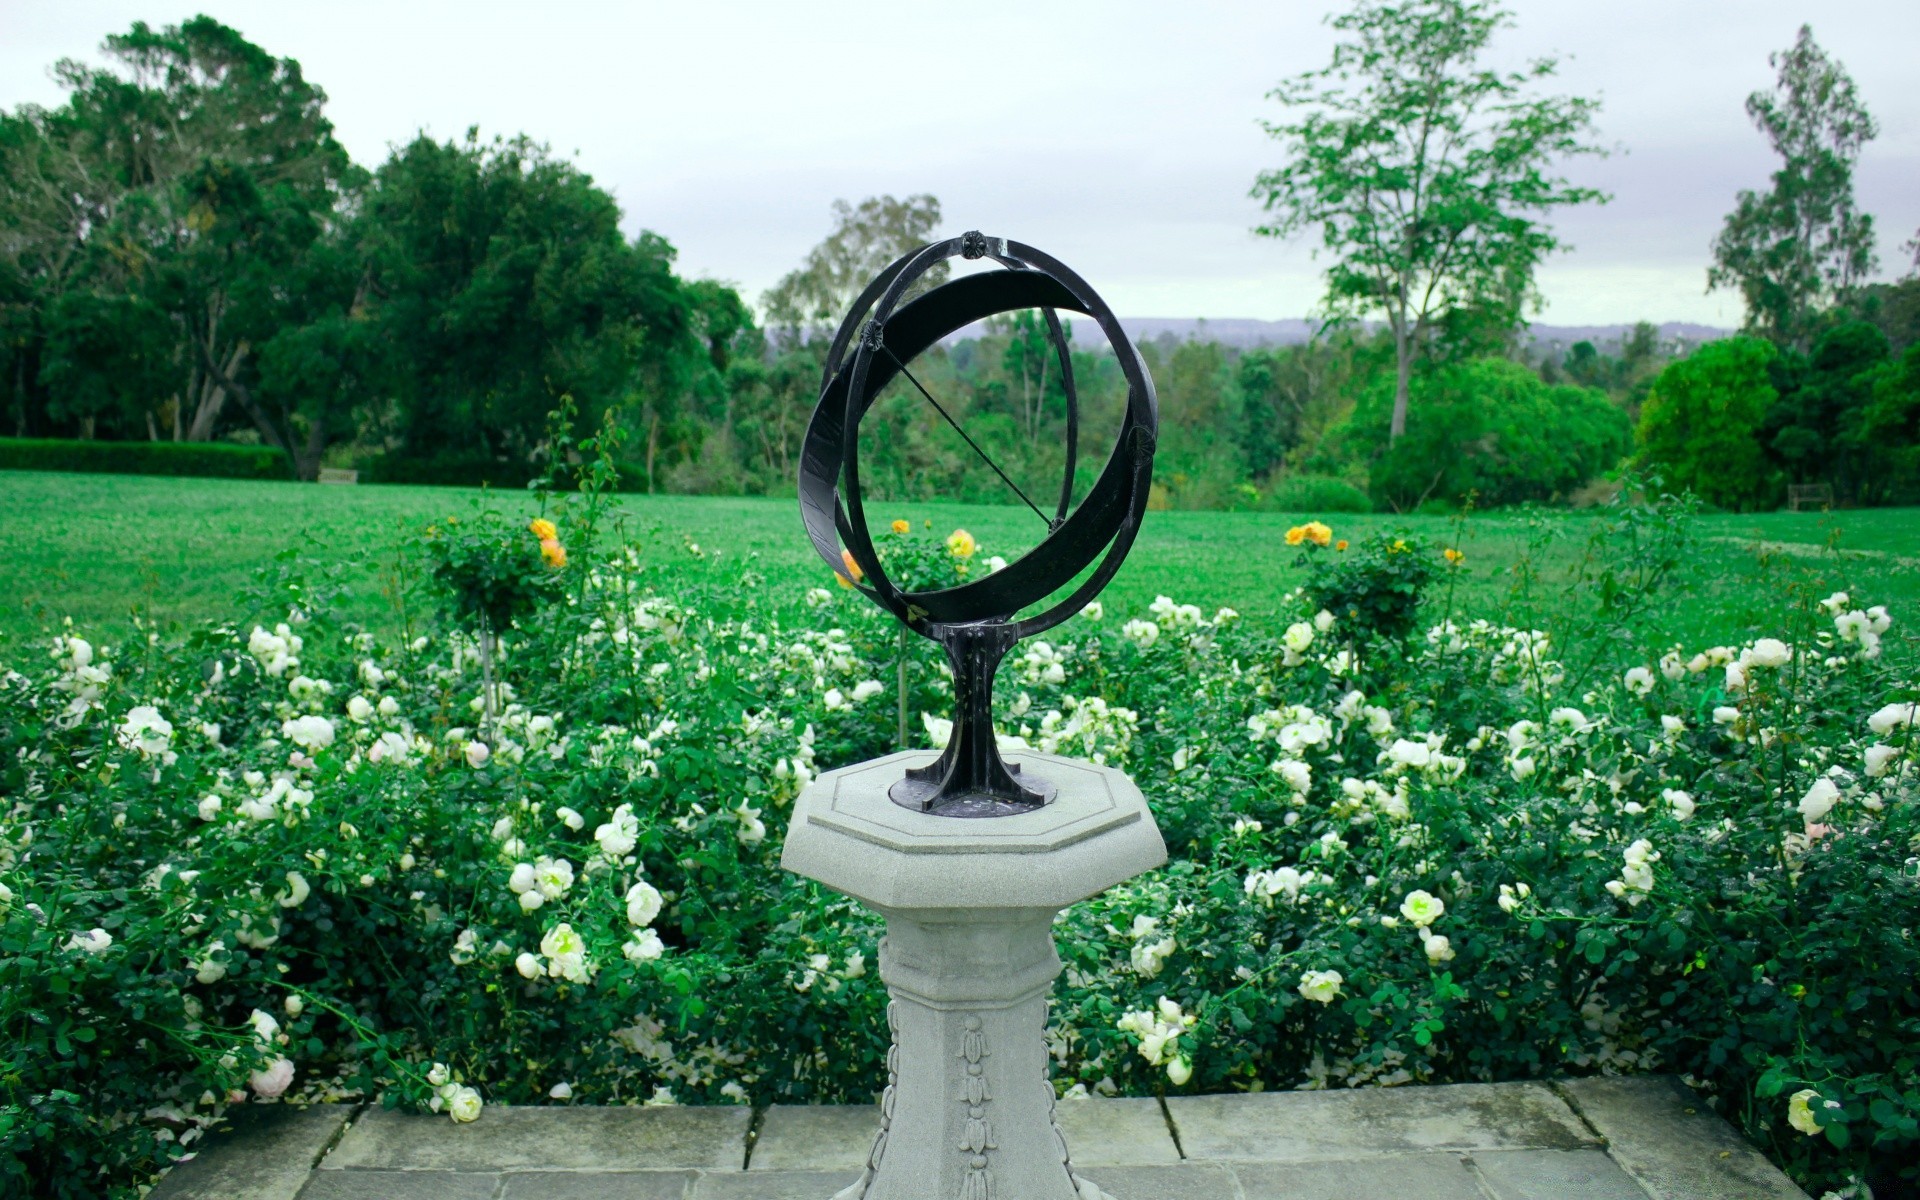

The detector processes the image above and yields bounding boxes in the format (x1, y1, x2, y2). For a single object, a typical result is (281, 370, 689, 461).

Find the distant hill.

(947, 316, 1732, 352)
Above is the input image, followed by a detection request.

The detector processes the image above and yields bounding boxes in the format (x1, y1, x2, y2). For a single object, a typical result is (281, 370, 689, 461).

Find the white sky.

(3, 0, 1917, 327)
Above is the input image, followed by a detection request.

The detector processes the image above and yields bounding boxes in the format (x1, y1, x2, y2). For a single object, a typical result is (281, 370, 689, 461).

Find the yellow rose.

(1284, 526, 1308, 546)
(946, 529, 977, 558)
(841, 548, 865, 583)
(539, 539, 567, 568)
(1444, 547, 1465, 565)
(891, 519, 910, 535)
(1303, 521, 1333, 547)
(529, 518, 557, 541)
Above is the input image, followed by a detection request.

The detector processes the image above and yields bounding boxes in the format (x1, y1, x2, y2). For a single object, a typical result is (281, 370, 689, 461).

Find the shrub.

(1263, 474, 1373, 513)
(0, 507, 1914, 1198)
(1338, 359, 1631, 512)
(358, 453, 653, 492)
(0, 438, 287, 480)
(1635, 337, 1779, 511)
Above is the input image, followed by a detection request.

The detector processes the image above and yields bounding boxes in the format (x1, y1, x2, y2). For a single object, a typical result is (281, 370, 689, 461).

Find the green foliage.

(1299, 530, 1437, 646)
(761, 195, 945, 335)
(1635, 337, 1780, 511)
(424, 510, 566, 633)
(1264, 474, 1373, 513)
(1709, 26, 1879, 352)
(1, 495, 1913, 1197)
(1340, 358, 1631, 511)
(1252, 0, 1608, 438)
(0, 437, 286, 479)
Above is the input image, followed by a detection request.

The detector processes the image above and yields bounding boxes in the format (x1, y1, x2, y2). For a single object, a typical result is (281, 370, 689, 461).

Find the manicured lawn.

(3, 470, 1915, 660)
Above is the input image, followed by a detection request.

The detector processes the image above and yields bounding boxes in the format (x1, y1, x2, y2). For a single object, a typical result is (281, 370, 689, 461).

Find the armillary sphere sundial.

(799, 231, 1159, 817)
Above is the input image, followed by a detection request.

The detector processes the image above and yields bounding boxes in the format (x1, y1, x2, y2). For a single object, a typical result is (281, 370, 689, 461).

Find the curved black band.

(797, 236, 1157, 640)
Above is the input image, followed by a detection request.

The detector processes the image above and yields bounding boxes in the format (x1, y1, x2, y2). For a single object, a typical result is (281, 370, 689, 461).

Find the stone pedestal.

(781, 750, 1166, 1200)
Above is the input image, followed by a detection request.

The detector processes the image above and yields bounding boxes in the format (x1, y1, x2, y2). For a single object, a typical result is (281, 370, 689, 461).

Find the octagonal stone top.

(781, 750, 1167, 914)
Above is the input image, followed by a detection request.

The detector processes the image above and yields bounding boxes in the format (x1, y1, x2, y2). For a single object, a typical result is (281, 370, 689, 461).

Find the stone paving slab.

(691, 1169, 861, 1198)
(150, 1105, 353, 1200)
(1558, 1076, 1810, 1200)
(1472, 1148, 1650, 1200)
(750, 1097, 1180, 1171)
(1231, 1153, 1490, 1199)
(296, 1170, 499, 1199)
(501, 1171, 699, 1199)
(1073, 1163, 1244, 1199)
(1056, 1096, 1185, 1166)
(748, 1105, 877, 1170)
(321, 1104, 751, 1172)
(145, 1077, 1812, 1200)
(1165, 1080, 1596, 1162)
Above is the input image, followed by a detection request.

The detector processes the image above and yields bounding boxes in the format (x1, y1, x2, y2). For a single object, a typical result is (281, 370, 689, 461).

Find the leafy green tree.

(59, 18, 356, 445)
(1252, 0, 1607, 440)
(360, 132, 708, 481)
(1763, 320, 1889, 501)
(1708, 26, 1879, 353)
(762, 195, 944, 338)
(1856, 343, 1920, 503)
(1339, 357, 1628, 510)
(1635, 337, 1779, 510)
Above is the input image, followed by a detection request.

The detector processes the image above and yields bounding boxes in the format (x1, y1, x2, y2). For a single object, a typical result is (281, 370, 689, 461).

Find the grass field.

(2, 470, 1915, 661)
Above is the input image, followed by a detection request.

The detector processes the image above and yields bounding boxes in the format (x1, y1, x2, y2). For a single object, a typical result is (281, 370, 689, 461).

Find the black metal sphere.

(797, 234, 1158, 639)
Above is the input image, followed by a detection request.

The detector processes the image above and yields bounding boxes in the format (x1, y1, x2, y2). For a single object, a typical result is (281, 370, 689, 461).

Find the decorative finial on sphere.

(797, 235, 1159, 817)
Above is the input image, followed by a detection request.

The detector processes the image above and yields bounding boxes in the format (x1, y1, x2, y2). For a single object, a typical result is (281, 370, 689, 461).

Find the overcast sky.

(4, 0, 1917, 327)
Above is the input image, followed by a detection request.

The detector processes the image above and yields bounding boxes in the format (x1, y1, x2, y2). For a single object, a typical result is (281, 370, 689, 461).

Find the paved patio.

(150, 1075, 1807, 1200)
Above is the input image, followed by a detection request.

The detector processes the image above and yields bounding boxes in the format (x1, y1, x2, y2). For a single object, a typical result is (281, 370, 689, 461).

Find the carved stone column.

(782, 750, 1165, 1200)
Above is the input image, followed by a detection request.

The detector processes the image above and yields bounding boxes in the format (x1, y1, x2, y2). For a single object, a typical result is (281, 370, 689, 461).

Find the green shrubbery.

(0, 438, 288, 481)
(1262, 474, 1374, 514)
(1337, 359, 1633, 512)
(1, 496, 1915, 1199)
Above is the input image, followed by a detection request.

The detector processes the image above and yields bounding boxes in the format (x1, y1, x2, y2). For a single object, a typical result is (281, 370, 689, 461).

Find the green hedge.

(0, 438, 288, 480)
(359, 453, 652, 492)
(1262, 474, 1374, 513)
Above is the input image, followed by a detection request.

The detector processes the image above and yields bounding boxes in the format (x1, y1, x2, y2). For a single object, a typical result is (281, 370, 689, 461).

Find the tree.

(1708, 26, 1879, 353)
(1635, 337, 1779, 511)
(762, 195, 944, 338)
(359, 132, 708, 480)
(1339, 357, 1628, 510)
(1252, 0, 1606, 440)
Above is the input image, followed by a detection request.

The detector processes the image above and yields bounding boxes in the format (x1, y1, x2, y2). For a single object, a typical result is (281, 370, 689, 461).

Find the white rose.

(1298, 969, 1343, 1004)
(1080, 600, 1103, 620)
(1282, 622, 1315, 654)
(555, 806, 585, 832)
(514, 952, 542, 980)
(465, 741, 492, 768)
(1797, 777, 1840, 823)
(851, 680, 884, 703)
(346, 696, 374, 723)
(197, 795, 223, 821)
(249, 1058, 295, 1099)
(65, 928, 113, 954)
(549, 1081, 573, 1100)
(1867, 702, 1917, 735)
(447, 1085, 483, 1123)
(1864, 744, 1899, 778)
(1623, 666, 1654, 696)
(508, 863, 536, 895)
(279, 715, 335, 751)
(1399, 890, 1444, 928)
(1787, 1088, 1823, 1136)
(625, 881, 664, 928)
(1746, 638, 1791, 668)
(1662, 788, 1696, 820)
(623, 930, 666, 962)
(1421, 932, 1455, 964)
(532, 857, 575, 900)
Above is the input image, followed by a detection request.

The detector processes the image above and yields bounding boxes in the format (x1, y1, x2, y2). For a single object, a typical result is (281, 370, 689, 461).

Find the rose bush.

(0, 502, 1914, 1198)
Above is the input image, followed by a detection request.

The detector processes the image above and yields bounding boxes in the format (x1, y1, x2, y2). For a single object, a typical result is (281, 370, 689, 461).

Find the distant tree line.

(2, 12, 1913, 510)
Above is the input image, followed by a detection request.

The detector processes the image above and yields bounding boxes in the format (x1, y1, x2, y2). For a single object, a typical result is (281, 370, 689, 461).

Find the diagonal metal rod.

(885, 347, 1050, 526)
